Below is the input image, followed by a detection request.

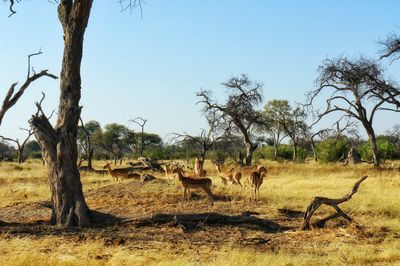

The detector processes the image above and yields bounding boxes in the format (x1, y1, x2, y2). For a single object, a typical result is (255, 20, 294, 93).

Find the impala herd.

(103, 158, 268, 205)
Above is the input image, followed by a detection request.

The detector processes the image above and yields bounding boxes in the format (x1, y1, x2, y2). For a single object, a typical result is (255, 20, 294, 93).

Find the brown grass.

(0, 160, 399, 265)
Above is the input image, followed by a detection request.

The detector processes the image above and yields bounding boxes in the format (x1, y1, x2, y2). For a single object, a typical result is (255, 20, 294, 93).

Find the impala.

(173, 167, 213, 205)
(103, 162, 140, 181)
(215, 163, 242, 187)
(248, 165, 267, 201)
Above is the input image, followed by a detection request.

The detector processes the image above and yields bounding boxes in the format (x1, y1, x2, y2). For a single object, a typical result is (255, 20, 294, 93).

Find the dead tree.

(128, 116, 147, 157)
(0, 50, 57, 127)
(307, 57, 400, 167)
(172, 112, 226, 175)
(301, 176, 367, 230)
(0, 127, 34, 164)
(380, 33, 400, 63)
(197, 74, 263, 166)
(6, 0, 143, 228)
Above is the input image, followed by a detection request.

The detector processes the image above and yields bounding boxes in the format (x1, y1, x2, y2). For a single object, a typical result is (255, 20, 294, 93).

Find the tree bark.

(17, 148, 23, 164)
(245, 143, 256, 166)
(273, 142, 278, 160)
(30, 1, 93, 227)
(364, 123, 380, 167)
(369, 132, 380, 167)
(87, 148, 93, 170)
(292, 141, 297, 161)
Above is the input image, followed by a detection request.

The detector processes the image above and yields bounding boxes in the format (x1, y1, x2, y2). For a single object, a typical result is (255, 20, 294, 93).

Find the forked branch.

(0, 50, 57, 127)
(301, 176, 368, 230)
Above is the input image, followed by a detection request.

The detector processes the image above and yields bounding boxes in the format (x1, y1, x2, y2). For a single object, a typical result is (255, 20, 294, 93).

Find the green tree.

(77, 120, 101, 170)
(100, 123, 133, 164)
(358, 136, 400, 161)
(316, 137, 351, 163)
(262, 100, 307, 161)
(23, 140, 42, 159)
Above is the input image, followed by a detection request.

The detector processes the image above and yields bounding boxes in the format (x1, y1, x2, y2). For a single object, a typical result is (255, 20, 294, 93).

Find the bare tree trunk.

(365, 124, 380, 167)
(87, 148, 93, 170)
(292, 141, 298, 161)
(17, 148, 23, 164)
(310, 138, 317, 162)
(245, 143, 256, 166)
(30, 1, 93, 227)
(369, 133, 380, 167)
(273, 142, 278, 160)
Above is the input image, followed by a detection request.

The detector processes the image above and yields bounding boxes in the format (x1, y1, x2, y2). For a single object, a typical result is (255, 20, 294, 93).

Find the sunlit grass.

(0, 159, 399, 265)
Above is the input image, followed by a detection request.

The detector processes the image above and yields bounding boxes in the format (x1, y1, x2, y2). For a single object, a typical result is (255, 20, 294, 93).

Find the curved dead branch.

(301, 176, 368, 230)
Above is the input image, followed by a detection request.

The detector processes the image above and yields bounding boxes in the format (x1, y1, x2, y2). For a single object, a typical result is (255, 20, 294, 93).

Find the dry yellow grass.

(0, 160, 399, 265)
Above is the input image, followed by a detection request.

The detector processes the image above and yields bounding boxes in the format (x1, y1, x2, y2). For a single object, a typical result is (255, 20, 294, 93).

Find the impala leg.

(182, 188, 186, 206)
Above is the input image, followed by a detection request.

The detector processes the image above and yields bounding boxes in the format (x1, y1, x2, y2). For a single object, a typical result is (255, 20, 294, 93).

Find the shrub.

(358, 136, 400, 161)
(316, 137, 350, 163)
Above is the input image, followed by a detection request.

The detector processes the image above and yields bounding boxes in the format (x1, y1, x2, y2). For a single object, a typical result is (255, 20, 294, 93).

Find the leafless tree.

(0, 127, 34, 164)
(380, 33, 400, 63)
(128, 116, 147, 157)
(0, 50, 57, 127)
(307, 118, 357, 161)
(7, 0, 143, 227)
(307, 57, 400, 167)
(197, 74, 263, 165)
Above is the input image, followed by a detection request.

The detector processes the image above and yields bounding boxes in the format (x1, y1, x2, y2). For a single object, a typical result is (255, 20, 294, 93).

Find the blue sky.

(0, 0, 399, 142)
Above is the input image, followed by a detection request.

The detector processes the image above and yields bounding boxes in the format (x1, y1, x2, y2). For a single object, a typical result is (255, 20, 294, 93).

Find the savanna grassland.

(0, 160, 399, 265)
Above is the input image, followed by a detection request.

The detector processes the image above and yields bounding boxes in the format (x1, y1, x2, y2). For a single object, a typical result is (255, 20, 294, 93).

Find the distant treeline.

(1, 121, 399, 164)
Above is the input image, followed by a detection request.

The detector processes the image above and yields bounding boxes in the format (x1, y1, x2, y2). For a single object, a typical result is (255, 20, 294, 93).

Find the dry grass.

(0, 160, 399, 265)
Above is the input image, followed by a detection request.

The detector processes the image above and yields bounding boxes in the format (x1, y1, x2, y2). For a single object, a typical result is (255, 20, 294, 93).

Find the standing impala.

(248, 165, 267, 201)
(103, 162, 140, 181)
(173, 167, 214, 205)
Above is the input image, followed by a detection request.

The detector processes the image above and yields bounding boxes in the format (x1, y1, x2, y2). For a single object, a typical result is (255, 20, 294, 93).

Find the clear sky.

(0, 0, 399, 143)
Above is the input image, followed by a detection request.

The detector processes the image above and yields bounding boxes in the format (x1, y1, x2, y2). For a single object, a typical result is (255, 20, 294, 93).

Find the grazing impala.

(215, 163, 242, 187)
(103, 162, 140, 181)
(173, 167, 213, 205)
(248, 165, 267, 201)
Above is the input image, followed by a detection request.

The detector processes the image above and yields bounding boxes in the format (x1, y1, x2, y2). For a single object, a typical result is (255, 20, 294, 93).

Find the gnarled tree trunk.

(30, 1, 93, 227)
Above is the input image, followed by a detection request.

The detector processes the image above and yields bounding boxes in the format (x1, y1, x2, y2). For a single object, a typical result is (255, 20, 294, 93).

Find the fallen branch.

(301, 176, 367, 230)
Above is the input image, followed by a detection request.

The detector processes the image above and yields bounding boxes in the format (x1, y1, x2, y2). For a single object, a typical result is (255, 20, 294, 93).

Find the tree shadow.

(278, 208, 305, 218)
(125, 212, 291, 233)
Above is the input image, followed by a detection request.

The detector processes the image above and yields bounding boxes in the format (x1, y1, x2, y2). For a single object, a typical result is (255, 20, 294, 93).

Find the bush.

(27, 151, 42, 159)
(253, 144, 308, 161)
(358, 136, 400, 161)
(316, 137, 350, 163)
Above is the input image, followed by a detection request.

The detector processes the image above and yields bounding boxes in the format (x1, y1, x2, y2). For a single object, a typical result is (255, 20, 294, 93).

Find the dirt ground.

(0, 176, 393, 262)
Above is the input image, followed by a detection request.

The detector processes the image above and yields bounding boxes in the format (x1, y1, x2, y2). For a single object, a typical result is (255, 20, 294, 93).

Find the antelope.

(215, 163, 242, 187)
(194, 157, 207, 178)
(172, 167, 213, 205)
(103, 162, 140, 181)
(161, 162, 179, 179)
(248, 165, 267, 201)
